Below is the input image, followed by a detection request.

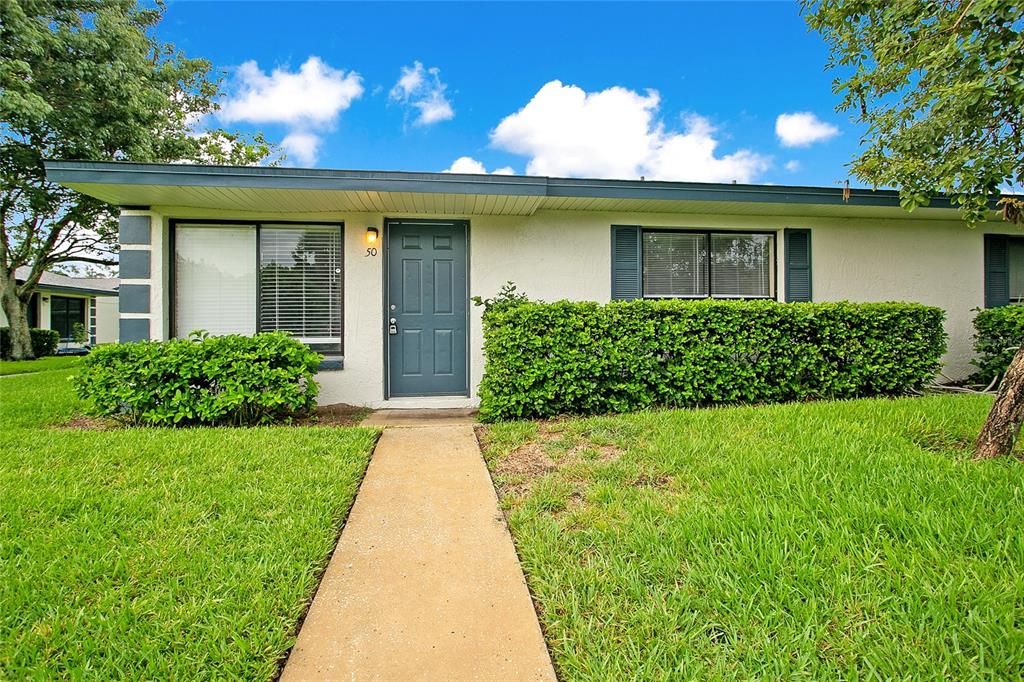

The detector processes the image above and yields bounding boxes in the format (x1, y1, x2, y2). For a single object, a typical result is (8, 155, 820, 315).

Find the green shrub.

(971, 306, 1024, 382)
(0, 327, 59, 359)
(73, 332, 321, 426)
(478, 299, 946, 421)
(472, 281, 531, 316)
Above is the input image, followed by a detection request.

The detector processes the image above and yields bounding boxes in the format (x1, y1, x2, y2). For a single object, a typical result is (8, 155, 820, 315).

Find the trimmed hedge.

(478, 299, 947, 421)
(0, 327, 59, 359)
(971, 306, 1024, 382)
(73, 332, 321, 426)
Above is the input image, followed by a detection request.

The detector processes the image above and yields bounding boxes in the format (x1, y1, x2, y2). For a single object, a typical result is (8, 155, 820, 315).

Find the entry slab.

(280, 425, 556, 681)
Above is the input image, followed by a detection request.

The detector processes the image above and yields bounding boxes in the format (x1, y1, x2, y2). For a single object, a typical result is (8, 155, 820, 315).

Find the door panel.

(387, 220, 468, 397)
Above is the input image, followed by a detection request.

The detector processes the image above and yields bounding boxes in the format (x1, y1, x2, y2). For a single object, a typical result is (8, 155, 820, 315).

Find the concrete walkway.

(281, 418, 556, 681)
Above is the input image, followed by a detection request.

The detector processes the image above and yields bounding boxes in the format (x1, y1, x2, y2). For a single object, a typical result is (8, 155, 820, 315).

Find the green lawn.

(481, 396, 1024, 680)
(0, 369, 378, 678)
(0, 355, 82, 376)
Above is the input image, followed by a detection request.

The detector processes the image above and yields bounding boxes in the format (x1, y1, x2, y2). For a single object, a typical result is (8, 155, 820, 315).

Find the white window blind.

(642, 230, 775, 299)
(643, 232, 708, 297)
(259, 225, 342, 350)
(710, 233, 773, 298)
(174, 225, 256, 336)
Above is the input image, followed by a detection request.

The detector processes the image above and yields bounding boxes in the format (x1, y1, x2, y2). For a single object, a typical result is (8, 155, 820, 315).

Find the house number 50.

(366, 247, 378, 257)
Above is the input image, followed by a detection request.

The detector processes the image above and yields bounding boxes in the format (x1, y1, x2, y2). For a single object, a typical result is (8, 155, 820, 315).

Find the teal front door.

(386, 219, 469, 397)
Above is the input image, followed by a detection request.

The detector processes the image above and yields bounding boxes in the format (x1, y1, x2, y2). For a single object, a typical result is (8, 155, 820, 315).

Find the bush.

(472, 281, 531, 316)
(73, 332, 321, 426)
(478, 299, 947, 421)
(971, 306, 1024, 382)
(0, 327, 59, 359)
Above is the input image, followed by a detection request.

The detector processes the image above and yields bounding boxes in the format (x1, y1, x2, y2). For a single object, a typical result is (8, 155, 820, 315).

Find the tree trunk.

(974, 347, 1024, 459)
(0, 273, 33, 360)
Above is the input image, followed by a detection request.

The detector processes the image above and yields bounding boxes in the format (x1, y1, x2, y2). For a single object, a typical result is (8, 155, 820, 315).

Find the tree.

(0, 0, 278, 359)
(802, 0, 1024, 458)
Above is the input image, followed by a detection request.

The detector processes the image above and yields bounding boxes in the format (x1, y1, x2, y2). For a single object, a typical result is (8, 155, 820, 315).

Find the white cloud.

(281, 131, 322, 166)
(220, 57, 363, 126)
(444, 156, 515, 175)
(775, 112, 839, 147)
(784, 160, 801, 172)
(389, 61, 454, 126)
(218, 57, 363, 167)
(488, 80, 768, 183)
(643, 114, 770, 184)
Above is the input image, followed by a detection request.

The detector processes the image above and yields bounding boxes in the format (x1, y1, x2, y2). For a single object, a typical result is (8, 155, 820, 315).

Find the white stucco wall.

(94, 295, 119, 344)
(136, 206, 1019, 407)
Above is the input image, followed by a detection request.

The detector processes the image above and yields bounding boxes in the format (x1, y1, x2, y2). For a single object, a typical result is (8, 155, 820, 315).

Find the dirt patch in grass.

(498, 442, 557, 477)
(300, 403, 372, 427)
(55, 415, 118, 431)
(631, 473, 673, 489)
(492, 443, 556, 497)
(479, 420, 625, 500)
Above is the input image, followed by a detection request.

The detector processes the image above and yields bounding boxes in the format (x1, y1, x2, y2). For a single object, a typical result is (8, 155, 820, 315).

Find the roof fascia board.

(46, 161, 547, 197)
(46, 160, 1000, 211)
(28, 283, 118, 297)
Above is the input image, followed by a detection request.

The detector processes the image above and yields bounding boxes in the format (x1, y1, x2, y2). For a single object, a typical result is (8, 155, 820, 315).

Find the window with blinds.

(643, 232, 708, 297)
(259, 225, 343, 351)
(1009, 240, 1024, 303)
(642, 230, 775, 299)
(710, 233, 773, 298)
(175, 225, 257, 337)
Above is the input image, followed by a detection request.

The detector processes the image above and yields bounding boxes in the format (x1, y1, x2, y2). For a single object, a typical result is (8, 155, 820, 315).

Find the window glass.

(642, 230, 775, 299)
(1009, 240, 1024, 303)
(710, 233, 773, 298)
(50, 296, 85, 340)
(174, 225, 257, 337)
(259, 225, 343, 351)
(643, 232, 708, 297)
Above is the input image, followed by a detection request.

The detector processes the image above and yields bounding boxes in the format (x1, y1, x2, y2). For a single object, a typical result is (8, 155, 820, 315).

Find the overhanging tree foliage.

(0, 0, 278, 359)
(801, 0, 1024, 457)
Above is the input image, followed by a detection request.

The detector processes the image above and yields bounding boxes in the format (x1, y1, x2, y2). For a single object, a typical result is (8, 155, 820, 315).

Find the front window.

(1010, 239, 1024, 304)
(174, 222, 343, 353)
(258, 225, 343, 351)
(642, 230, 775, 299)
(50, 296, 86, 341)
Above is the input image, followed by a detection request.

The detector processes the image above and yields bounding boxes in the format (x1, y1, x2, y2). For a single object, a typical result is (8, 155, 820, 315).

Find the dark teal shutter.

(611, 225, 642, 300)
(784, 228, 812, 302)
(985, 234, 1010, 308)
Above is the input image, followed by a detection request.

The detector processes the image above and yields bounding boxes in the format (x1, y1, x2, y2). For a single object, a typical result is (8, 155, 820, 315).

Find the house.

(1, 267, 119, 351)
(44, 160, 1021, 407)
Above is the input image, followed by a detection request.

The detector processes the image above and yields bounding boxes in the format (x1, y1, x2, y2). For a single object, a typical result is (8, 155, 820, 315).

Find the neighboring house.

(1, 267, 119, 351)
(45, 160, 1021, 407)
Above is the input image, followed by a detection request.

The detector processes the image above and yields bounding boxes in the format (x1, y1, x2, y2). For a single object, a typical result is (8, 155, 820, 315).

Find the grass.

(0, 355, 82, 375)
(481, 396, 1024, 680)
(0, 368, 378, 678)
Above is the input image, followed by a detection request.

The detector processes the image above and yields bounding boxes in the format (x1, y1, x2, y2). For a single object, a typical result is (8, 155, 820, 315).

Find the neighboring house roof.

(44, 159, 1013, 221)
(15, 266, 119, 297)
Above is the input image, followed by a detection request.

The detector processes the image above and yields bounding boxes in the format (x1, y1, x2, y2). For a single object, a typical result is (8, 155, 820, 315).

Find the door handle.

(389, 318, 398, 335)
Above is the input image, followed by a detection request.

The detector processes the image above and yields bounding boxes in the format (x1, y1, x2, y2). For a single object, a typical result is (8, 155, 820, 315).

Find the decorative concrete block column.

(117, 211, 158, 342)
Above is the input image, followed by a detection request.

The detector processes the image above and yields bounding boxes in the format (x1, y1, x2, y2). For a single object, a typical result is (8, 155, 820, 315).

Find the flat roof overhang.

(29, 283, 118, 297)
(44, 160, 994, 221)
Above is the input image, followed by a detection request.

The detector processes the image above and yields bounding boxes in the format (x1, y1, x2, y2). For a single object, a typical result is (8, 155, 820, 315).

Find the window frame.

(50, 295, 87, 341)
(1008, 237, 1024, 305)
(169, 219, 345, 356)
(640, 227, 778, 301)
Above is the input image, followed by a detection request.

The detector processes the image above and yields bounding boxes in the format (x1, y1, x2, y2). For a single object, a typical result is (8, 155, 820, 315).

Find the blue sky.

(163, 1, 861, 187)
